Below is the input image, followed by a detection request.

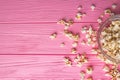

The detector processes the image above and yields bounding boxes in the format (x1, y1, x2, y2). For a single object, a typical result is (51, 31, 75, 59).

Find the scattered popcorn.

(77, 5, 82, 10)
(56, 3, 120, 80)
(91, 48, 100, 54)
(49, 32, 57, 39)
(86, 66, 93, 74)
(57, 19, 74, 28)
(64, 30, 80, 41)
(91, 4, 96, 11)
(105, 66, 120, 80)
(87, 37, 92, 43)
(71, 48, 77, 54)
(81, 26, 87, 33)
(74, 54, 81, 62)
(82, 13, 86, 17)
(86, 76, 93, 80)
(86, 33, 91, 38)
(77, 61, 83, 67)
(103, 65, 110, 72)
(112, 4, 117, 9)
(60, 42, 65, 47)
(104, 9, 111, 14)
(72, 41, 78, 47)
(97, 53, 106, 62)
(74, 53, 88, 67)
(87, 26, 93, 35)
(64, 57, 72, 66)
(75, 12, 83, 20)
(97, 18, 102, 23)
(80, 71, 85, 80)
(57, 19, 66, 25)
(81, 40, 86, 45)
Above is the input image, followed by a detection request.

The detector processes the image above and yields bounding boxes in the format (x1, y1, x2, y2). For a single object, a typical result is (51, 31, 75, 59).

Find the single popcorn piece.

(112, 3, 117, 9)
(49, 32, 57, 39)
(77, 5, 82, 10)
(64, 57, 72, 66)
(57, 19, 66, 24)
(72, 34, 80, 41)
(82, 13, 86, 17)
(81, 40, 86, 45)
(75, 12, 83, 20)
(72, 41, 78, 47)
(60, 42, 65, 47)
(87, 26, 93, 35)
(91, 48, 100, 54)
(77, 61, 83, 67)
(91, 4, 96, 11)
(71, 48, 77, 54)
(86, 33, 91, 39)
(86, 66, 93, 74)
(97, 18, 102, 23)
(103, 65, 110, 72)
(104, 9, 111, 14)
(81, 26, 87, 33)
(80, 71, 85, 80)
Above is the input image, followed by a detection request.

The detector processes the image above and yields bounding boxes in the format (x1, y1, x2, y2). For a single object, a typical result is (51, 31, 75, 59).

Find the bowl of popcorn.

(97, 14, 120, 64)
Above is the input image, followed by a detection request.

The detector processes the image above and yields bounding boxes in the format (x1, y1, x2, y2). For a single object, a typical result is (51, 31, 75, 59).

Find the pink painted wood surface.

(0, 0, 120, 80)
(0, 23, 99, 55)
(0, 55, 109, 80)
(0, 0, 120, 23)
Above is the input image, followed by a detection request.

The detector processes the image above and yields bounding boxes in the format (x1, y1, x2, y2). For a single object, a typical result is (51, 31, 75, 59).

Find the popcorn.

(74, 53, 88, 67)
(104, 9, 111, 14)
(81, 40, 86, 45)
(64, 30, 80, 41)
(64, 57, 72, 66)
(86, 66, 93, 74)
(91, 4, 96, 11)
(81, 26, 87, 33)
(80, 71, 85, 80)
(49, 32, 57, 39)
(112, 4, 117, 9)
(97, 18, 102, 23)
(75, 12, 83, 20)
(57, 19, 74, 28)
(71, 48, 77, 54)
(77, 5, 82, 10)
(60, 42, 65, 47)
(103, 65, 110, 72)
(72, 41, 78, 47)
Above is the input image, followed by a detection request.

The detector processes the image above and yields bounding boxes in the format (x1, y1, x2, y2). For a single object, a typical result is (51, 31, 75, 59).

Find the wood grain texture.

(0, 0, 120, 23)
(0, 23, 99, 55)
(0, 0, 119, 80)
(0, 55, 110, 80)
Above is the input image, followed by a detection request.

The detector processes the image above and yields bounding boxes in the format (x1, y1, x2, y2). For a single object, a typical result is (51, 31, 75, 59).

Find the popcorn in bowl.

(97, 15, 120, 64)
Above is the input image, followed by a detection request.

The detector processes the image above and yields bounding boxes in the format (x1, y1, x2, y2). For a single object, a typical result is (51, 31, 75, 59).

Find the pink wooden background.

(0, 0, 120, 80)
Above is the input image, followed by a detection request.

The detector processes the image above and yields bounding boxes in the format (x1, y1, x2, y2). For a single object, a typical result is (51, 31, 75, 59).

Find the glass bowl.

(97, 14, 120, 64)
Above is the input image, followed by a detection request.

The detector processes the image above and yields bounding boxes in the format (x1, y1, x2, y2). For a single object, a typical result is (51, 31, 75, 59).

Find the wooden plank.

(0, 23, 99, 55)
(0, 55, 109, 80)
(0, 0, 119, 23)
